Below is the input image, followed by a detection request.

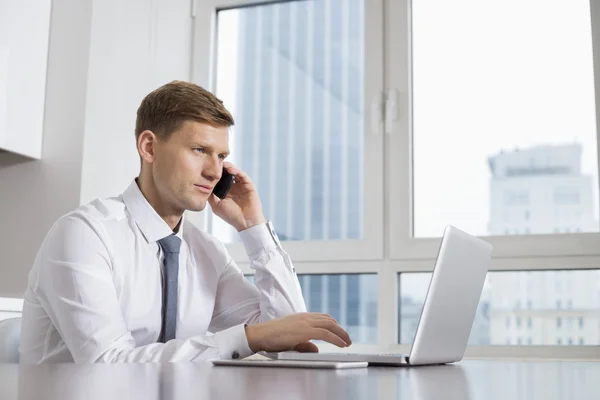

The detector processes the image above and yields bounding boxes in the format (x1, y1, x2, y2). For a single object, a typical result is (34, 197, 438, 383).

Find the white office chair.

(0, 317, 21, 363)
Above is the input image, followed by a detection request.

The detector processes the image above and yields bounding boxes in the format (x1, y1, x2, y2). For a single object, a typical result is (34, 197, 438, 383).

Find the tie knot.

(158, 234, 182, 254)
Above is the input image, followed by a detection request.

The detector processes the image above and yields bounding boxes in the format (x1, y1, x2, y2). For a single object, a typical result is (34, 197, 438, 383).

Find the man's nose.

(203, 156, 221, 180)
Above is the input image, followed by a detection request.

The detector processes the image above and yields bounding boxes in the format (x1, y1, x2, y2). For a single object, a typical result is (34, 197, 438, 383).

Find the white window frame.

(192, 0, 600, 360)
(191, 0, 385, 263)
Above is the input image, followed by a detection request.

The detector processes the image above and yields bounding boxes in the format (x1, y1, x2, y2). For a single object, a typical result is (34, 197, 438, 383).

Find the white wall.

(0, 0, 93, 297)
(0, 0, 195, 297)
(80, 0, 194, 204)
(0, 0, 51, 159)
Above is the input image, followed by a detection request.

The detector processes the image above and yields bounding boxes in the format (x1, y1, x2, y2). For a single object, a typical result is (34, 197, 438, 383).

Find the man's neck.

(136, 173, 182, 231)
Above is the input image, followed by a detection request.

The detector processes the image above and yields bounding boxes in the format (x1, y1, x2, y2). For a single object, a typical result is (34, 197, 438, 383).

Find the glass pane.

(247, 273, 377, 343)
(398, 270, 600, 345)
(212, 0, 365, 243)
(412, 0, 599, 237)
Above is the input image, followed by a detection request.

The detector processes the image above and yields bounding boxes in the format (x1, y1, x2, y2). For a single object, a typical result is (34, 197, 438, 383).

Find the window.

(554, 188, 581, 205)
(557, 338, 562, 345)
(0, 298, 22, 321)
(579, 317, 584, 328)
(568, 338, 573, 345)
(247, 273, 377, 343)
(580, 338, 585, 345)
(398, 271, 600, 345)
(409, 0, 599, 239)
(297, 274, 378, 344)
(307, 275, 323, 311)
(557, 300, 562, 309)
(517, 337, 522, 345)
(203, 0, 384, 263)
(200, 0, 600, 359)
(503, 191, 530, 207)
(527, 337, 533, 345)
(327, 275, 342, 321)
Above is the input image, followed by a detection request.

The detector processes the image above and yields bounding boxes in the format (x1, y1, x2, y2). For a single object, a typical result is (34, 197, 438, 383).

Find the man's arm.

(34, 214, 249, 363)
(205, 162, 352, 354)
(208, 222, 306, 336)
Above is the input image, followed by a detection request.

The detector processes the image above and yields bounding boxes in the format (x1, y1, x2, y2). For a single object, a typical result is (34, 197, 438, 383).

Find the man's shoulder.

(48, 195, 128, 240)
(76, 194, 128, 221)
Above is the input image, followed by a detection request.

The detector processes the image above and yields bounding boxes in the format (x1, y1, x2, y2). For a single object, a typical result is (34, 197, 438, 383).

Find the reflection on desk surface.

(0, 360, 599, 400)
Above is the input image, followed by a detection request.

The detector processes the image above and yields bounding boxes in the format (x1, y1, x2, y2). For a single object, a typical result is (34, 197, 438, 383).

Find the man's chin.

(185, 201, 207, 213)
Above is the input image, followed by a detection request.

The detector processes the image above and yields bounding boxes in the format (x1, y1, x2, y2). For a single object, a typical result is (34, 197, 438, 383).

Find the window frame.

(191, 0, 600, 359)
(192, 0, 385, 263)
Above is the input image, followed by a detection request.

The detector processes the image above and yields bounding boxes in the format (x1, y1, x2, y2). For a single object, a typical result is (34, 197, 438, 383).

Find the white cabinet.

(0, 0, 51, 159)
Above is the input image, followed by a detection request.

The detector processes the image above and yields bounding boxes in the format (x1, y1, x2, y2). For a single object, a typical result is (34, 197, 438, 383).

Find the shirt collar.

(122, 179, 185, 244)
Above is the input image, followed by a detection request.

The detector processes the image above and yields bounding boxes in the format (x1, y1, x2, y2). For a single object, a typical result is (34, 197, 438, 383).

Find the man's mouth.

(194, 184, 212, 194)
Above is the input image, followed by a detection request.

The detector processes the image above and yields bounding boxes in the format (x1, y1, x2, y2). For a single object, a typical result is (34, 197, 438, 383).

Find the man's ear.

(138, 130, 157, 164)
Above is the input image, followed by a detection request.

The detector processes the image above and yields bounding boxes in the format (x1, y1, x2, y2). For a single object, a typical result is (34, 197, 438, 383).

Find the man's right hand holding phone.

(210, 165, 353, 353)
(208, 162, 268, 232)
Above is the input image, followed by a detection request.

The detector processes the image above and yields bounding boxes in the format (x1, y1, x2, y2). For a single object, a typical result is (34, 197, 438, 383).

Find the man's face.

(152, 120, 229, 213)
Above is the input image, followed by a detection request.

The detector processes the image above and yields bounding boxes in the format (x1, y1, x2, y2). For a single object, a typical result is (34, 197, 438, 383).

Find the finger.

(315, 313, 339, 323)
(306, 313, 340, 325)
(306, 312, 336, 320)
(224, 166, 251, 184)
(310, 328, 348, 348)
(311, 319, 352, 346)
(207, 193, 220, 209)
(293, 342, 319, 353)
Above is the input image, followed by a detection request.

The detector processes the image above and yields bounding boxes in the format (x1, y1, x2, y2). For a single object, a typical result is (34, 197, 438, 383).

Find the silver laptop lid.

(408, 225, 492, 365)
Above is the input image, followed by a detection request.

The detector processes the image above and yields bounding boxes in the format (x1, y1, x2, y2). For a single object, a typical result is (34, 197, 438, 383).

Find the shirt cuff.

(238, 221, 280, 257)
(213, 324, 254, 360)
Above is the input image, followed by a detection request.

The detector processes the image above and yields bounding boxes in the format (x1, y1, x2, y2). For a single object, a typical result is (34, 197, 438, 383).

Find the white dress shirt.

(19, 180, 306, 364)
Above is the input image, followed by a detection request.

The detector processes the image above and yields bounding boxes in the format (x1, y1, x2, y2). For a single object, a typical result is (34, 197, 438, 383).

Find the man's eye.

(218, 154, 226, 160)
(193, 148, 206, 154)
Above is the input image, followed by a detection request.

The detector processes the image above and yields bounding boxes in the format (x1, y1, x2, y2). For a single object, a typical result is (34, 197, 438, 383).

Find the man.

(19, 81, 351, 363)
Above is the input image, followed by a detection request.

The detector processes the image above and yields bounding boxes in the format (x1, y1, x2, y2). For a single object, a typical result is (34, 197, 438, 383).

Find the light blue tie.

(158, 234, 181, 342)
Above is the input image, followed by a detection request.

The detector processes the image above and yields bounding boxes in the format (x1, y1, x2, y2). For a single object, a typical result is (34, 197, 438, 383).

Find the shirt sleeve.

(33, 213, 251, 363)
(208, 222, 307, 334)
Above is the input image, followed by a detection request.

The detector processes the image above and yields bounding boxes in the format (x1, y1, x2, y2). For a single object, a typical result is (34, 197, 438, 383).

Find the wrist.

(236, 215, 267, 232)
(244, 324, 262, 353)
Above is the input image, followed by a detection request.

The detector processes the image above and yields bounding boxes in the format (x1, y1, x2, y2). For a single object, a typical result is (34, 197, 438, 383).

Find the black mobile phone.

(212, 168, 235, 199)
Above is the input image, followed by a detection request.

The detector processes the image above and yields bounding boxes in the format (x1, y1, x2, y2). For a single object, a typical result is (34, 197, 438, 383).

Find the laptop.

(265, 225, 492, 366)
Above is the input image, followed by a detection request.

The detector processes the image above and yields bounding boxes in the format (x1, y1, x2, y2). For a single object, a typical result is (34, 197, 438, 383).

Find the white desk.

(1, 359, 599, 399)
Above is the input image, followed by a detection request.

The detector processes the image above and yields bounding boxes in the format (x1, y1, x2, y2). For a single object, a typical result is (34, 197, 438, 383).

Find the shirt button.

(232, 351, 240, 359)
